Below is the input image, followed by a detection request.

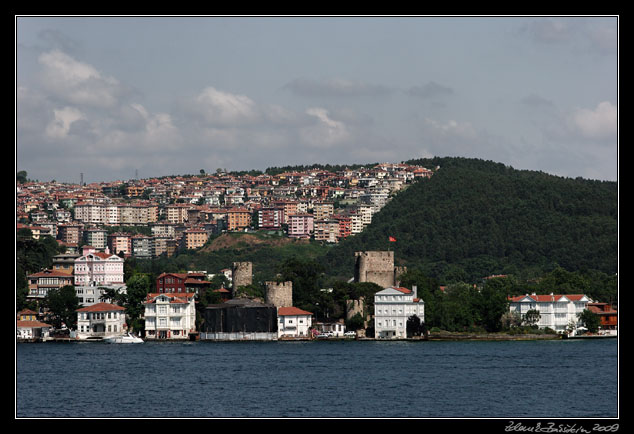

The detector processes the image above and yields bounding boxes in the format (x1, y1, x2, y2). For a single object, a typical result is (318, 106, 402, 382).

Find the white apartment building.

(508, 293, 593, 334)
(374, 286, 425, 339)
(277, 307, 313, 338)
(76, 302, 126, 340)
(143, 292, 197, 340)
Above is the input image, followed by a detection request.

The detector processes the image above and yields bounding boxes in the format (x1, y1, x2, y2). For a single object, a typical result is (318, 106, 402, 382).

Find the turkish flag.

(389, 236, 397, 242)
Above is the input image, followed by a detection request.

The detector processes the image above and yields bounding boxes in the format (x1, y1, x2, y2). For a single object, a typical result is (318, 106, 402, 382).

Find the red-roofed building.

(27, 269, 74, 301)
(586, 302, 618, 334)
(73, 246, 124, 286)
(277, 306, 313, 338)
(76, 302, 126, 340)
(143, 292, 197, 340)
(508, 293, 593, 334)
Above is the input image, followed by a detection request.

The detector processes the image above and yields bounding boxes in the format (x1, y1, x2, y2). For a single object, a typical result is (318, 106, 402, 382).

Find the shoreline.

(19, 332, 617, 344)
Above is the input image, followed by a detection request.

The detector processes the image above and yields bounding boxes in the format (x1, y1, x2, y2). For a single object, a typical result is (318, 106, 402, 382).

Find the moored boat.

(103, 333, 143, 343)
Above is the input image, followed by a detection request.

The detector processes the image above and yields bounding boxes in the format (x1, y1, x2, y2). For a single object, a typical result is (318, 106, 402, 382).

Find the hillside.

(322, 157, 618, 283)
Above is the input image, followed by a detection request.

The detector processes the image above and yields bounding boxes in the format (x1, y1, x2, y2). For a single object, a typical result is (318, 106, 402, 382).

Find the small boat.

(104, 333, 143, 344)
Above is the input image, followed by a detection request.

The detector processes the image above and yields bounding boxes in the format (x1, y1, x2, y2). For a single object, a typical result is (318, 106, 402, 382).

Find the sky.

(16, 16, 618, 184)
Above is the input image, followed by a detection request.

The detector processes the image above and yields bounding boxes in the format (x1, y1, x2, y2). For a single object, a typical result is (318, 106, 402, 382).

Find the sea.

(16, 338, 618, 420)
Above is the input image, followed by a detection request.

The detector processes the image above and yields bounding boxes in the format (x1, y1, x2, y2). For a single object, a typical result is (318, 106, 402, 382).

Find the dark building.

(201, 298, 278, 340)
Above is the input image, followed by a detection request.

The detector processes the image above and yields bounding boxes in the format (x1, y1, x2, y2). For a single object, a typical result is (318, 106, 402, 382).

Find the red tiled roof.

(277, 307, 313, 316)
(17, 320, 52, 328)
(76, 302, 125, 312)
(508, 294, 588, 303)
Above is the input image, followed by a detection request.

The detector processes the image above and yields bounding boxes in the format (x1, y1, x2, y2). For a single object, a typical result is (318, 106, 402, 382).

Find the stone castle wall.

(232, 262, 252, 294)
(354, 251, 396, 288)
(265, 281, 293, 308)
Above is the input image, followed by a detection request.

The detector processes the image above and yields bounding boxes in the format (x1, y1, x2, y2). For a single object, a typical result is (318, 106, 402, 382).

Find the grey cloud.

(407, 81, 454, 99)
(520, 93, 554, 108)
(283, 77, 393, 98)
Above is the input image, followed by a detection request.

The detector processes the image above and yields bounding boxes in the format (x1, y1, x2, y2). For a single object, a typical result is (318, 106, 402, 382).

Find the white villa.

(508, 293, 593, 334)
(143, 292, 197, 340)
(374, 286, 425, 339)
(277, 306, 313, 338)
(76, 302, 126, 340)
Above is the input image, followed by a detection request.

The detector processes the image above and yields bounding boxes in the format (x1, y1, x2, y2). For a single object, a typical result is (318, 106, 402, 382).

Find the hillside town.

(17, 162, 434, 255)
(16, 162, 617, 343)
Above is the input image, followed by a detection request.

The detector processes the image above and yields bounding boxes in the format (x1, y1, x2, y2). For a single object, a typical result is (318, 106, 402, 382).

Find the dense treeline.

(323, 157, 617, 287)
(264, 162, 378, 176)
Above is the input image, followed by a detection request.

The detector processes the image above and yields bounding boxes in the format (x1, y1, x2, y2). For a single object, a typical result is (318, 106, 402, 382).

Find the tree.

(44, 285, 80, 330)
(123, 274, 153, 332)
(522, 309, 541, 328)
(577, 309, 601, 333)
(406, 314, 423, 337)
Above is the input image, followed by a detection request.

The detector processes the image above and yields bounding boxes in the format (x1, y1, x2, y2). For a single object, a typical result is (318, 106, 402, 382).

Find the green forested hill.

(322, 157, 618, 284)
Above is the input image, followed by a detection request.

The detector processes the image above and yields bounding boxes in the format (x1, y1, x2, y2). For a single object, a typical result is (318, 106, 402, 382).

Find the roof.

(145, 293, 196, 303)
(17, 320, 52, 328)
(277, 306, 313, 316)
(76, 302, 125, 312)
(508, 294, 590, 303)
(376, 286, 413, 295)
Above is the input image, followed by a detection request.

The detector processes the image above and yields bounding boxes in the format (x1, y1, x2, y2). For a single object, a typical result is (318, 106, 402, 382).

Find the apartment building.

(313, 219, 339, 243)
(288, 214, 314, 238)
(226, 208, 251, 231)
(258, 207, 284, 229)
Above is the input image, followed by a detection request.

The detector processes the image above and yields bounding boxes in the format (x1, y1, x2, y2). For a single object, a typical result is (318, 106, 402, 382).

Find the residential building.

(57, 223, 83, 245)
(288, 214, 314, 238)
(313, 202, 334, 220)
(277, 307, 313, 338)
(76, 302, 126, 340)
(226, 208, 251, 231)
(258, 207, 284, 229)
(27, 269, 74, 301)
(17, 309, 52, 341)
(51, 252, 81, 275)
(313, 321, 346, 337)
(313, 219, 339, 243)
(587, 302, 618, 334)
(165, 203, 191, 224)
(73, 246, 124, 287)
(75, 284, 127, 307)
(508, 293, 593, 334)
(333, 214, 352, 239)
(107, 232, 132, 257)
(143, 292, 196, 340)
(374, 286, 425, 339)
(132, 235, 155, 259)
(83, 227, 108, 250)
(180, 228, 208, 250)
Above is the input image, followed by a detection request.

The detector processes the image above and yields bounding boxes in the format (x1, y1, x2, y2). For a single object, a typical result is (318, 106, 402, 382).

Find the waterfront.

(16, 338, 617, 419)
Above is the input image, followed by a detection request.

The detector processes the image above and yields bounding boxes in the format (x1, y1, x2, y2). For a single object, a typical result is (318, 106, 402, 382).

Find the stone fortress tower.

(231, 262, 252, 297)
(354, 251, 406, 288)
(265, 281, 293, 308)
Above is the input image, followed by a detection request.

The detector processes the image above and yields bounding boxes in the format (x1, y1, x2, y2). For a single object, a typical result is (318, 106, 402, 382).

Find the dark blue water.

(16, 338, 618, 418)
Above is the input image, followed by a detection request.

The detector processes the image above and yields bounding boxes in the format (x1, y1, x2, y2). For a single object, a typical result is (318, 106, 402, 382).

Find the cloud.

(37, 49, 124, 108)
(567, 101, 617, 141)
(407, 81, 454, 99)
(301, 107, 350, 147)
(44, 106, 85, 139)
(520, 93, 555, 108)
(283, 77, 392, 98)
